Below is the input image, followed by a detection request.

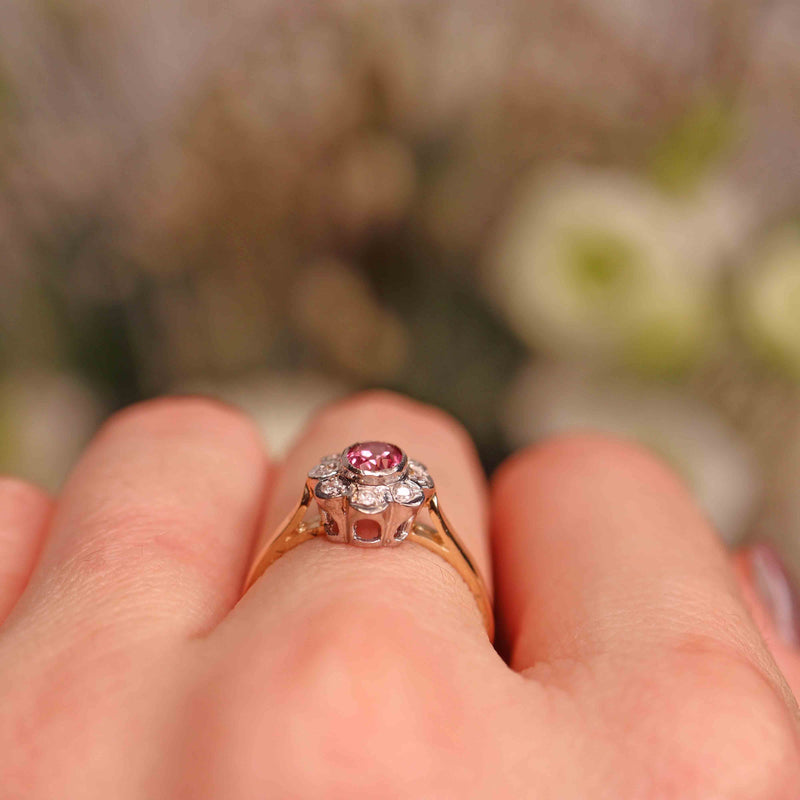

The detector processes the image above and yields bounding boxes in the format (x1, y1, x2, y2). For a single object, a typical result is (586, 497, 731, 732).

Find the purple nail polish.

(749, 543, 800, 648)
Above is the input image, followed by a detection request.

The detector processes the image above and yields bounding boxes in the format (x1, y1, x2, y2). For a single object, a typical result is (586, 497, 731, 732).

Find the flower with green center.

(487, 167, 720, 374)
(737, 228, 800, 380)
(565, 228, 638, 299)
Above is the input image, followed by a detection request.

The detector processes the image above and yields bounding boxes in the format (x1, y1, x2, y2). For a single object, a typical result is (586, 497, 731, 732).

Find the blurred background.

(1, 0, 800, 568)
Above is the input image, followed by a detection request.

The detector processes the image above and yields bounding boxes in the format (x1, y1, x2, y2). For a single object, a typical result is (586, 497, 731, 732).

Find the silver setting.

(392, 480, 424, 506)
(306, 442, 435, 547)
(308, 454, 342, 480)
(350, 484, 392, 513)
(314, 476, 351, 500)
(407, 460, 434, 489)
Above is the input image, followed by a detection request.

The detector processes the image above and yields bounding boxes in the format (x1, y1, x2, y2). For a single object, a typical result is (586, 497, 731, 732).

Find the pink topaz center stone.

(346, 441, 403, 473)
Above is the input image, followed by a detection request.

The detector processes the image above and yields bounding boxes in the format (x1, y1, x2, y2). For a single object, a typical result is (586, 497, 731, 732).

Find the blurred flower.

(326, 133, 417, 241)
(292, 259, 410, 382)
(487, 167, 722, 375)
(503, 363, 760, 543)
(0, 370, 104, 490)
(0, 0, 799, 571)
(736, 227, 800, 380)
(682, 176, 758, 264)
(177, 371, 348, 456)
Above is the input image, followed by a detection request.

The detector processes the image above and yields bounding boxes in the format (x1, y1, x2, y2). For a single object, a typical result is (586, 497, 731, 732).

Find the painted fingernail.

(749, 542, 800, 648)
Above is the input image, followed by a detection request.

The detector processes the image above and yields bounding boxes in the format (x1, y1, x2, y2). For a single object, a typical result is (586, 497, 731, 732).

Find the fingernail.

(749, 542, 800, 648)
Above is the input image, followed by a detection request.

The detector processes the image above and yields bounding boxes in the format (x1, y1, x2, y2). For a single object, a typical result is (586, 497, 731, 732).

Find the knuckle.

(98, 396, 262, 450)
(0, 639, 146, 797)
(193, 603, 462, 798)
(278, 600, 457, 730)
(49, 500, 235, 603)
(310, 390, 478, 464)
(695, 657, 800, 799)
(318, 389, 427, 424)
(494, 432, 684, 499)
(617, 645, 800, 799)
(0, 476, 50, 510)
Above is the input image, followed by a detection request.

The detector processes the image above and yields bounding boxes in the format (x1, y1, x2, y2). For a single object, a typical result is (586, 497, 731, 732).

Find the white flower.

(503, 362, 760, 544)
(486, 167, 721, 373)
(736, 227, 800, 380)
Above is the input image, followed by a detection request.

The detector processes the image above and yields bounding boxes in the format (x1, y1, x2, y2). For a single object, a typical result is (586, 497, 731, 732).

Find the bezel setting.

(306, 441, 434, 547)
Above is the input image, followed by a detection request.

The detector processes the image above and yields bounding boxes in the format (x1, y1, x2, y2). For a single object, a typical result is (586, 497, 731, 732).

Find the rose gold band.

(243, 488, 494, 641)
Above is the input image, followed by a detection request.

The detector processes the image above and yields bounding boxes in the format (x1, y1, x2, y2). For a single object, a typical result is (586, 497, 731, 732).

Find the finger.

(735, 544, 800, 697)
(0, 478, 52, 624)
(199, 393, 500, 795)
(491, 435, 791, 697)
(228, 391, 493, 650)
(7, 397, 270, 644)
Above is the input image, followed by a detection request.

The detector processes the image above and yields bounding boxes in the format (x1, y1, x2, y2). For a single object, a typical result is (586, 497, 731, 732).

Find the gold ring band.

(242, 442, 494, 640)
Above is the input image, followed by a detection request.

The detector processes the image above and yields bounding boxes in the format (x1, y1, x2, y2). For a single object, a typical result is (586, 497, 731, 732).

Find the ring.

(243, 441, 494, 639)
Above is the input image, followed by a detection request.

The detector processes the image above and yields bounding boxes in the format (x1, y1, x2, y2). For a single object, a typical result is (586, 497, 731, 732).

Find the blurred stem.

(649, 96, 739, 195)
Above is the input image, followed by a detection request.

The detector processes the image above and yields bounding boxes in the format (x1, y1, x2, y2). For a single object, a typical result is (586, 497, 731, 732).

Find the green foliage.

(650, 97, 739, 194)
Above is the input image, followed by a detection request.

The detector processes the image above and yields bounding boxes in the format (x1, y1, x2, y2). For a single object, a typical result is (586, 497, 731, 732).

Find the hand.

(0, 392, 797, 799)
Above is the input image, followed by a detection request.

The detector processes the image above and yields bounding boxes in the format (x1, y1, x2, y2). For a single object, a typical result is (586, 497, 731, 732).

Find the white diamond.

(315, 476, 350, 499)
(350, 485, 391, 513)
(392, 480, 424, 506)
(308, 454, 342, 479)
(407, 460, 434, 488)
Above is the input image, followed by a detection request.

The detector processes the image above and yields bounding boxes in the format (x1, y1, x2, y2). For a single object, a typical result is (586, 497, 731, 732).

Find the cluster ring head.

(307, 441, 434, 546)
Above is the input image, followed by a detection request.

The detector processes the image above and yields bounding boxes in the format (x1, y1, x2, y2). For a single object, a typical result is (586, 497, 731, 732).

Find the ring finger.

(199, 392, 500, 796)
(229, 391, 494, 647)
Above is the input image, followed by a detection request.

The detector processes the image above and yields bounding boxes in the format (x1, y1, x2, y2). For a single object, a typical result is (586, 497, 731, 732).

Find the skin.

(0, 390, 797, 799)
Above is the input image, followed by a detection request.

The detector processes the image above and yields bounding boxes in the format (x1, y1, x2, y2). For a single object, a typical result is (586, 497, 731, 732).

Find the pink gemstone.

(346, 441, 403, 472)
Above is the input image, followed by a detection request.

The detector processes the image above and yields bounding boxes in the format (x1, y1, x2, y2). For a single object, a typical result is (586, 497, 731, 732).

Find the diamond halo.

(306, 441, 434, 546)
